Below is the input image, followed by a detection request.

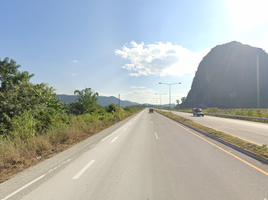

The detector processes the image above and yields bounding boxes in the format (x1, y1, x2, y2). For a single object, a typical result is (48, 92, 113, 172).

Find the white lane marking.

(151, 121, 153, 124)
(155, 132, 158, 139)
(111, 137, 118, 143)
(101, 130, 120, 141)
(101, 110, 143, 142)
(72, 160, 95, 180)
(124, 127, 127, 131)
(222, 126, 236, 130)
(2, 175, 45, 200)
(90, 144, 95, 148)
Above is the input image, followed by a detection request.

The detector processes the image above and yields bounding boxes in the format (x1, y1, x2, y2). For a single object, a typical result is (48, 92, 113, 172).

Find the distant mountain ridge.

(56, 94, 139, 107)
(183, 41, 268, 108)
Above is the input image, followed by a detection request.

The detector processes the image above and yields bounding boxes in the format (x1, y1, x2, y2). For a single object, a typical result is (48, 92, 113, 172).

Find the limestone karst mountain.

(183, 41, 268, 108)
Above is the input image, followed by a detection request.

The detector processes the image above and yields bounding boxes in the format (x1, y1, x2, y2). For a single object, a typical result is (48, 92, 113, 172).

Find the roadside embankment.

(0, 109, 142, 183)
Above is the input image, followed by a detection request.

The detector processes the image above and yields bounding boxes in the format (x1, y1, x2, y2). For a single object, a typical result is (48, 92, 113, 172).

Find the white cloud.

(124, 88, 155, 103)
(116, 41, 210, 77)
(73, 60, 78, 63)
(131, 86, 146, 89)
(72, 73, 77, 76)
(128, 88, 153, 95)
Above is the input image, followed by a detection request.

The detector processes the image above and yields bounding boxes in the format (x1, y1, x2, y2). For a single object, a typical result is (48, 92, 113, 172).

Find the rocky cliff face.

(183, 41, 268, 108)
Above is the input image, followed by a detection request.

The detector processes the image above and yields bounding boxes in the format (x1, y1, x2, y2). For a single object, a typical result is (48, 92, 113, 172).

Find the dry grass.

(157, 110, 268, 160)
(0, 110, 140, 183)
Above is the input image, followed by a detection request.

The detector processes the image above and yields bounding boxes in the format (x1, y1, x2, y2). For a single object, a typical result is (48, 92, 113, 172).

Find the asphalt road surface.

(166, 110, 268, 146)
(1, 108, 268, 200)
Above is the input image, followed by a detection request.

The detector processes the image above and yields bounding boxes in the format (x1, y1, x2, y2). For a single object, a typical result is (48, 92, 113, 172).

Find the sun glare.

(227, 0, 268, 31)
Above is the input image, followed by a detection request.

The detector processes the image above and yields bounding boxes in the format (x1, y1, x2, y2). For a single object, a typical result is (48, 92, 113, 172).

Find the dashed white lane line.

(124, 127, 127, 131)
(222, 126, 236, 130)
(111, 137, 118, 143)
(101, 109, 145, 142)
(151, 121, 153, 124)
(72, 160, 95, 180)
(155, 132, 158, 139)
(1, 175, 45, 200)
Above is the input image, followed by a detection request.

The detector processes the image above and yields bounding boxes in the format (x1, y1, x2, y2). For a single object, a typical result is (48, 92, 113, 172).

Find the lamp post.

(152, 98, 158, 109)
(155, 93, 166, 110)
(159, 82, 181, 112)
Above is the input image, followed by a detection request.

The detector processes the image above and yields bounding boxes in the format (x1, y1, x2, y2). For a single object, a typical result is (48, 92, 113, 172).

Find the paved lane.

(1, 109, 268, 200)
(169, 110, 268, 146)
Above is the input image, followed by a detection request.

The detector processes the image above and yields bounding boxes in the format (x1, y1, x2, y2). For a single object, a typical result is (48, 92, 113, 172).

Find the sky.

(1, 0, 268, 105)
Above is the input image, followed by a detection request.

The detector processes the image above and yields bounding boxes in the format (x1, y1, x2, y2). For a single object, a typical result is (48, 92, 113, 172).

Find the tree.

(181, 97, 186, 104)
(70, 88, 99, 115)
(176, 99, 180, 105)
(105, 103, 118, 113)
(0, 57, 66, 137)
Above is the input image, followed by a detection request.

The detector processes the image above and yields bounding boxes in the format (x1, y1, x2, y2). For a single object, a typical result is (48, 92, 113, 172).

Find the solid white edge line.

(111, 137, 118, 143)
(155, 132, 158, 139)
(72, 160, 95, 180)
(2, 175, 45, 200)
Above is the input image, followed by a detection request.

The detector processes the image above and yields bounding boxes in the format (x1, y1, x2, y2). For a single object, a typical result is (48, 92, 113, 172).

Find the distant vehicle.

(149, 109, 154, 113)
(192, 108, 204, 117)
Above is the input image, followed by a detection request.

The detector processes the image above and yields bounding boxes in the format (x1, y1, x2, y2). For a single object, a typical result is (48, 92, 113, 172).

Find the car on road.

(192, 108, 204, 117)
(149, 109, 154, 113)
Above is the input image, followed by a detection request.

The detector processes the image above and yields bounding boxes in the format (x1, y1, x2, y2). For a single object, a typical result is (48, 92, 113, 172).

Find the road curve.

(1, 108, 268, 200)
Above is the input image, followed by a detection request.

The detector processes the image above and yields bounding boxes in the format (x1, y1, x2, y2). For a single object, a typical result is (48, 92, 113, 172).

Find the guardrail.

(177, 110, 268, 122)
(204, 113, 268, 122)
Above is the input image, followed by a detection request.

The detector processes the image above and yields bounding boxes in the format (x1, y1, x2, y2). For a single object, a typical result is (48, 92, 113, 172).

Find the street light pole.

(159, 82, 181, 112)
(155, 93, 166, 110)
(153, 98, 158, 109)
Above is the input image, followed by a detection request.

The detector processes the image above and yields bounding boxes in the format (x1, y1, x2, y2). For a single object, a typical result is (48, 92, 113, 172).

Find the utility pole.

(257, 55, 260, 108)
(118, 94, 121, 120)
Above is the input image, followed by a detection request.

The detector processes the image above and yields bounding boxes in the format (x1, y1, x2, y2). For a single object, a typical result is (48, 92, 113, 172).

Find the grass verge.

(0, 110, 142, 183)
(157, 110, 268, 161)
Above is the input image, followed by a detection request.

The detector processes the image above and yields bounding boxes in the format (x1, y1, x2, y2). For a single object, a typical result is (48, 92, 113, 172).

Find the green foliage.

(204, 107, 221, 113)
(0, 57, 67, 137)
(105, 103, 118, 113)
(247, 109, 254, 117)
(69, 88, 98, 115)
(181, 97, 186, 104)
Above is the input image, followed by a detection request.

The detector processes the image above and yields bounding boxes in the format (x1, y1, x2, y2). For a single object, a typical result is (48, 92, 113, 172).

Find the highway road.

(166, 110, 268, 146)
(1, 108, 268, 199)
